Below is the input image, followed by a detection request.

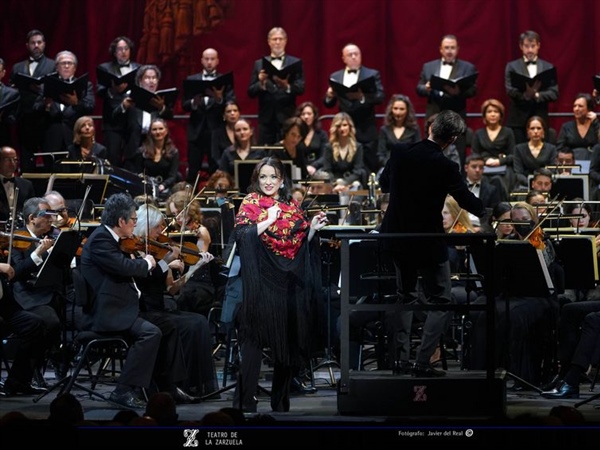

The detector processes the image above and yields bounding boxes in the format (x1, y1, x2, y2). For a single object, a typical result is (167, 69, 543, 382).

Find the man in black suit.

(0, 58, 20, 147)
(0, 146, 36, 222)
(324, 43, 385, 174)
(118, 65, 174, 171)
(380, 110, 485, 377)
(96, 36, 141, 167)
(183, 48, 235, 182)
(0, 262, 48, 397)
(9, 30, 56, 172)
(505, 30, 559, 144)
(464, 153, 502, 231)
(10, 197, 61, 387)
(248, 27, 305, 145)
(34, 51, 95, 171)
(79, 193, 161, 409)
(416, 35, 478, 168)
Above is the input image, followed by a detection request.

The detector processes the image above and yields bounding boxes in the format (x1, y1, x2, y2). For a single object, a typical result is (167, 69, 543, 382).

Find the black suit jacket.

(416, 59, 477, 118)
(247, 55, 304, 125)
(79, 225, 150, 332)
(380, 139, 484, 263)
(9, 55, 56, 116)
(0, 83, 20, 145)
(504, 58, 559, 128)
(182, 72, 236, 142)
(469, 177, 501, 209)
(96, 61, 141, 131)
(0, 177, 36, 222)
(33, 77, 95, 153)
(10, 227, 55, 310)
(323, 66, 385, 143)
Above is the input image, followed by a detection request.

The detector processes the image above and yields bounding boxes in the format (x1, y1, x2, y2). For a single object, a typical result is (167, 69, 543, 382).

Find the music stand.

(32, 230, 81, 400)
(495, 241, 555, 393)
(555, 235, 598, 302)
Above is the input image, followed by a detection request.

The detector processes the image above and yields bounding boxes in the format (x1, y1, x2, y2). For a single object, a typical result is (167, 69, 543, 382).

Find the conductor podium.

(335, 232, 506, 417)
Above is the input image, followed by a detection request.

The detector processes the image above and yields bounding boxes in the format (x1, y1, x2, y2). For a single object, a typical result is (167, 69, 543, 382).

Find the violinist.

(44, 190, 69, 229)
(164, 190, 224, 317)
(132, 204, 218, 400)
(490, 201, 515, 240)
(9, 197, 60, 389)
(470, 201, 563, 388)
(0, 262, 48, 397)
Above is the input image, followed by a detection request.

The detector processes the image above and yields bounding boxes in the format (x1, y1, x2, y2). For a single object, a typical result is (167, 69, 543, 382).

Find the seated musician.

(44, 190, 69, 229)
(64, 115, 107, 173)
(0, 146, 35, 223)
(0, 263, 48, 397)
(490, 202, 515, 240)
(205, 169, 235, 207)
(79, 193, 161, 409)
(9, 197, 61, 389)
(164, 190, 225, 317)
(133, 204, 218, 400)
(469, 202, 563, 388)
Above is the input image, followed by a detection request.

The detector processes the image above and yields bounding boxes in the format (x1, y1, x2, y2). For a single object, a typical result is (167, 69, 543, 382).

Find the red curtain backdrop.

(2, 0, 600, 165)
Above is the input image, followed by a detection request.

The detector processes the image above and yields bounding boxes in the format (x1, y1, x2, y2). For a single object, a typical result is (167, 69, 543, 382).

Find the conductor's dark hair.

(431, 110, 467, 144)
(109, 36, 135, 56)
(249, 157, 292, 202)
(101, 193, 136, 227)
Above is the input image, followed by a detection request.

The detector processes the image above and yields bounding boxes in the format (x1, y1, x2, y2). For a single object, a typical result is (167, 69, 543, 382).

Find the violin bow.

(144, 169, 150, 255)
(73, 185, 92, 230)
(524, 194, 564, 241)
(6, 187, 19, 265)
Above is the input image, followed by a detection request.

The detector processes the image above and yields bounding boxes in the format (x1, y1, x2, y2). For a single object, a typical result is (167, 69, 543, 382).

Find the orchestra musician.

(164, 190, 224, 317)
(9, 197, 61, 389)
(470, 202, 564, 388)
(133, 203, 218, 401)
(0, 146, 35, 223)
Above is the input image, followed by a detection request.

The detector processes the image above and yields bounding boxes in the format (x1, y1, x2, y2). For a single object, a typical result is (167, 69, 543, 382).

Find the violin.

(0, 230, 43, 250)
(120, 234, 203, 265)
(527, 227, 546, 250)
(451, 222, 468, 234)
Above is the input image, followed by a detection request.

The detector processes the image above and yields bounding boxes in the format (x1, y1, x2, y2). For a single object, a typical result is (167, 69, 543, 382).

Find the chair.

(34, 267, 130, 403)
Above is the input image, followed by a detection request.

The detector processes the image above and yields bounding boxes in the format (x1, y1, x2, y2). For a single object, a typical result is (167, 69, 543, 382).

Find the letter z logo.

(413, 385, 427, 402)
(183, 429, 199, 447)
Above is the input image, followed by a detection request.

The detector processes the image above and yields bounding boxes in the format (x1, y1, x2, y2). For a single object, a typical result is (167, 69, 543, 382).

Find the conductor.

(380, 110, 486, 377)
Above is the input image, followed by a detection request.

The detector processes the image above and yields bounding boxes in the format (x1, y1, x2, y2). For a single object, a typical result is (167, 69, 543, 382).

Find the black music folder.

(261, 57, 302, 79)
(182, 72, 234, 100)
(130, 85, 179, 113)
(12, 73, 44, 92)
(593, 75, 600, 92)
(329, 76, 377, 97)
(430, 72, 478, 92)
(509, 67, 557, 92)
(43, 73, 89, 103)
(95, 66, 138, 88)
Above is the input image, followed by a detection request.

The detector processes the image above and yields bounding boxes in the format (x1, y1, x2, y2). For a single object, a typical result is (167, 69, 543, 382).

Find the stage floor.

(1, 358, 599, 447)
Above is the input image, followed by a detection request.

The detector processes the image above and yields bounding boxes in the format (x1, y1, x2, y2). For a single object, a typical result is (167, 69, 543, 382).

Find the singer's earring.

(280, 182, 285, 188)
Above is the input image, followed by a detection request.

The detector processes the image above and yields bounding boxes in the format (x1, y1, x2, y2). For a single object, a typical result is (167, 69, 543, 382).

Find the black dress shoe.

(540, 374, 560, 391)
(290, 376, 317, 394)
(170, 387, 201, 404)
(2, 379, 48, 396)
(412, 362, 446, 378)
(541, 381, 579, 399)
(109, 390, 147, 409)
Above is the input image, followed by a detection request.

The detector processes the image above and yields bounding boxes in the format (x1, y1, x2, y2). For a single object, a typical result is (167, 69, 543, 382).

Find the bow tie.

(526, 60, 537, 65)
(347, 69, 358, 74)
(118, 62, 130, 68)
(204, 72, 216, 78)
(442, 61, 454, 66)
(29, 57, 41, 63)
(468, 183, 480, 188)
(271, 56, 283, 61)
(3, 177, 15, 184)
